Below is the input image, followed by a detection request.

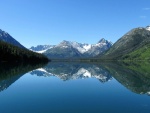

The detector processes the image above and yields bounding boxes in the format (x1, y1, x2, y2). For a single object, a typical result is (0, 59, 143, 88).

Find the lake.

(0, 62, 150, 113)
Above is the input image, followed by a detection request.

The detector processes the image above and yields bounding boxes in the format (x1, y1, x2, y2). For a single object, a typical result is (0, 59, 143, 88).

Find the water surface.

(0, 62, 150, 113)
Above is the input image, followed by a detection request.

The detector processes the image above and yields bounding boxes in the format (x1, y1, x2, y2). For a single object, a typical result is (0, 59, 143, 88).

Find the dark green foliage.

(0, 41, 49, 62)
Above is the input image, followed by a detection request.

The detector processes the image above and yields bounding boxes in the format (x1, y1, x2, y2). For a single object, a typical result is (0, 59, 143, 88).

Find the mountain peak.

(98, 38, 112, 44)
(0, 29, 25, 48)
(58, 40, 71, 46)
(61, 40, 71, 44)
(0, 29, 4, 32)
(62, 40, 67, 42)
(98, 38, 113, 45)
(98, 38, 106, 43)
(0, 29, 9, 36)
(0, 29, 3, 33)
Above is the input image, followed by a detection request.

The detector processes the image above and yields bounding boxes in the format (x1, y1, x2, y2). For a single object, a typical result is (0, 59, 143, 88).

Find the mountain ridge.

(100, 26, 150, 60)
(0, 29, 25, 49)
(30, 38, 113, 59)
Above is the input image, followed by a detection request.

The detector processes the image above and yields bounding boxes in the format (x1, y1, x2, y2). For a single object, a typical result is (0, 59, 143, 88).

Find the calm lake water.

(0, 62, 150, 113)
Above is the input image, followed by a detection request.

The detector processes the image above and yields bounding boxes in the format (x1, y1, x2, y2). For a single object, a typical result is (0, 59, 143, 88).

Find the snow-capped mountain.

(84, 38, 113, 56)
(68, 41, 92, 54)
(30, 45, 54, 53)
(44, 40, 82, 58)
(0, 29, 25, 48)
(30, 62, 112, 82)
(30, 38, 113, 58)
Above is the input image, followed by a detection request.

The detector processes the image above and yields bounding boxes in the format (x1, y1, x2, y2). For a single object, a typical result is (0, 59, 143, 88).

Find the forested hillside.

(0, 41, 49, 62)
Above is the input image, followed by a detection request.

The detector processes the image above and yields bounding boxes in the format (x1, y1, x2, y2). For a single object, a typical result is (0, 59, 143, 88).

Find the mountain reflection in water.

(31, 62, 113, 82)
(31, 62, 150, 96)
(0, 62, 47, 92)
(103, 62, 150, 95)
(0, 61, 150, 96)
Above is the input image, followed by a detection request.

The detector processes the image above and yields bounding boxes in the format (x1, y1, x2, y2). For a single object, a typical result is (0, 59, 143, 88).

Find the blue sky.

(0, 0, 150, 48)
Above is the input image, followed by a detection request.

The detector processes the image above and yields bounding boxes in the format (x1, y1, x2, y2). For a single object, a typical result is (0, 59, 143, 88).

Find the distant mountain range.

(1, 25, 150, 61)
(30, 38, 113, 59)
(30, 25, 150, 60)
(30, 45, 54, 53)
(101, 25, 150, 60)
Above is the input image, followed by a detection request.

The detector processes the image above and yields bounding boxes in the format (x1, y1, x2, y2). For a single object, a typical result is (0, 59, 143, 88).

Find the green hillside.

(123, 43, 150, 60)
(101, 27, 150, 60)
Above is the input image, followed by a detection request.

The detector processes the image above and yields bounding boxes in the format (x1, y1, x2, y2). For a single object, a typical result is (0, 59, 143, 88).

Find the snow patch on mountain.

(76, 68, 92, 78)
(30, 45, 54, 53)
(146, 26, 150, 31)
(37, 68, 48, 73)
(34, 49, 49, 53)
(31, 68, 55, 77)
(62, 46, 69, 48)
(83, 44, 92, 51)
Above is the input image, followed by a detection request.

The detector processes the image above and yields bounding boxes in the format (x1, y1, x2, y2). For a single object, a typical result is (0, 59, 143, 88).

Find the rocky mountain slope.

(0, 29, 25, 48)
